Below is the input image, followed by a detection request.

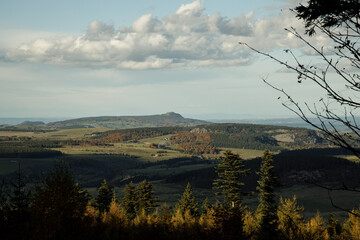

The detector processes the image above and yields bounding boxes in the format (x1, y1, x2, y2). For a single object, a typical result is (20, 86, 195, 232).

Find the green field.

(0, 128, 109, 140)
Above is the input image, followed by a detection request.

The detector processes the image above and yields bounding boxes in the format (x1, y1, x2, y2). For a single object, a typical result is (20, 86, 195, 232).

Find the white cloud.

(86, 20, 114, 40)
(176, 0, 204, 16)
(4, 0, 311, 70)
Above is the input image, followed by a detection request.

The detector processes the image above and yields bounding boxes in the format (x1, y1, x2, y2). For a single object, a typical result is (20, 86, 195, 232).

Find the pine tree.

(121, 181, 138, 220)
(9, 164, 31, 218)
(175, 183, 199, 217)
(95, 179, 113, 213)
(343, 208, 360, 240)
(326, 213, 342, 239)
(256, 150, 279, 239)
(202, 197, 212, 214)
(31, 162, 90, 239)
(277, 196, 305, 240)
(213, 150, 250, 207)
(136, 179, 157, 214)
(0, 180, 10, 240)
(159, 202, 172, 225)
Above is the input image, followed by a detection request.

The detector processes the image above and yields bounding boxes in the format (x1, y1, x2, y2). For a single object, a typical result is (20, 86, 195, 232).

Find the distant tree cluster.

(171, 132, 219, 154)
(91, 126, 186, 144)
(0, 136, 31, 142)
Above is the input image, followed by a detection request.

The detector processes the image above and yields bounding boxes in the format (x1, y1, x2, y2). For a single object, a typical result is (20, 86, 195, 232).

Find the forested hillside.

(92, 123, 326, 152)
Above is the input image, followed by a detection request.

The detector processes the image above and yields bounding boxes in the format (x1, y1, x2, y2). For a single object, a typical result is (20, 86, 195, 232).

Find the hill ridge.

(44, 112, 208, 129)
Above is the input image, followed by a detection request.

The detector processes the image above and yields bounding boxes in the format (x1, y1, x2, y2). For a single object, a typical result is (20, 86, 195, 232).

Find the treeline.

(92, 126, 188, 143)
(1, 151, 359, 240)
(88, 123, 324, 152)
(164, 148, 360, 188)
(0, 141, 63, 158)
(211, 133, 281, 151)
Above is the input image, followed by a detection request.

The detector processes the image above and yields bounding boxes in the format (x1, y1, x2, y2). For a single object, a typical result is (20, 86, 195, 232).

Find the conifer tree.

(343, 208, 360, 240)
(213, 150, 250, 207)
(95, 179, 113, 213)
(31, 162, 90, 239)
(0, 180, 9, 240)
(9, 164, 31, 218)
(326, 213, 342, 239)
(202, 197, 212, 214)
(121, 181, 138, 220)
(256, 150, 279, 239)
(159, 202, 172, 225)
(278, 196, 305, 240)
(175, 183, 199, 217)
(136, 179, 157, 214)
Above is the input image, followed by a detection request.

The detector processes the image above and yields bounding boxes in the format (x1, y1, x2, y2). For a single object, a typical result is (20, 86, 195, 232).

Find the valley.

(0, 115, 359, 220)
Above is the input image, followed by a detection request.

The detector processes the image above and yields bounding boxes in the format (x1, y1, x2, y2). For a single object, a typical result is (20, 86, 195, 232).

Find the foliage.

(304, 212, 327, 240)
(277, 196, 305, 240)
(256, 150, 279, 239)
(201, 197, 212, 214)
(171, 132, 219, 154)
(0, 141, 63, 158)
(121, 181, 138, 220)
(175, 183, 199, 217)
(343, 208, 360, 240)
(95, 179, 113, 213)
(136, 179, 157, 214)
(0, 167, 360, 239)
(213, 150, 250, 206)
(295, 0, 360, 35)
(31, 162, 90, 239)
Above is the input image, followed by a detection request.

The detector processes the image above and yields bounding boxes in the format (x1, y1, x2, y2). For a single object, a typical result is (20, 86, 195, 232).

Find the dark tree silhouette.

(9, 164, 31, 218)
(136, 179, 157, 214)
(95, 179, 113, 213)
(256, 150, 279, 239)
(121, 181, 138, 220)
(31, 162, 90, 239)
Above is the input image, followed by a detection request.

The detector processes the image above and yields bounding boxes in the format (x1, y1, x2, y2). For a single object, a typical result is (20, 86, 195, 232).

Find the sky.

(0, 0, 332, 120)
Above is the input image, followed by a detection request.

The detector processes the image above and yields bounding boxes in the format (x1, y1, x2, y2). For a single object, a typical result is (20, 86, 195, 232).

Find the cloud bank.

(5, 0, 306, 70)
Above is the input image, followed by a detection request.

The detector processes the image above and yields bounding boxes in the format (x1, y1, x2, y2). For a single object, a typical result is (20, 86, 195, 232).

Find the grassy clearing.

(275, 184, 360, 220)
(339, 155, 360, 163)
(56, 142, 187, 162)
(138, 134, 174, 145)
(219, 148, 267, 159)
(0, 128, 110, 140)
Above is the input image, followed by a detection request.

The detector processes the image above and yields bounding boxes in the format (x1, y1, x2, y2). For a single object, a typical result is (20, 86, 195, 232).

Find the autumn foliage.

(171, 132, 219, 154)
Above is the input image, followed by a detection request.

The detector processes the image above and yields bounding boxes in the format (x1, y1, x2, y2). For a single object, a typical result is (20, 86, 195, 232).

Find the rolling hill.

(40, 112, 209, 129)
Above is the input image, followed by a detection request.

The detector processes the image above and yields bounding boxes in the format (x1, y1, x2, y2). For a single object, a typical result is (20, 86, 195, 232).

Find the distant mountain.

(45, 112, 209, 129)
(0, 118, 65, 126)
(18, 121, 45, 126)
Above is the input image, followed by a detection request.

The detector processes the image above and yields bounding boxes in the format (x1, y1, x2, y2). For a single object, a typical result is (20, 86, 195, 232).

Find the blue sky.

(1, 0, 327, 120)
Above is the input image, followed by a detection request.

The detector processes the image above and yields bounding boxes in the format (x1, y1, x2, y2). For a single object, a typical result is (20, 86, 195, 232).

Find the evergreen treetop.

(213, 150, 250, 207)
(136, 179, 157, 214)
(256, 150, 279, 239)
(95, 179, 113, 213)
(175, 182, 199, 217)
(121, 181, 138, 220)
